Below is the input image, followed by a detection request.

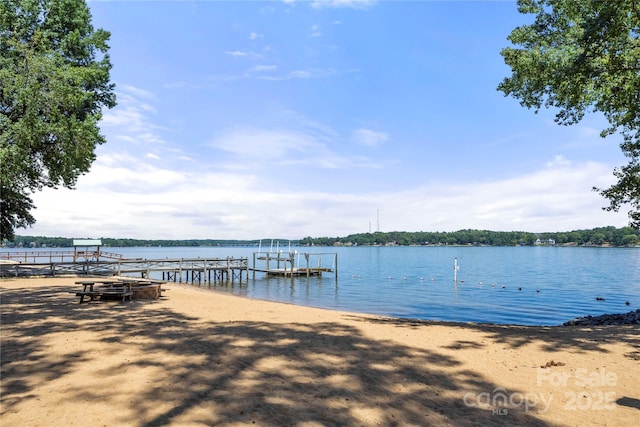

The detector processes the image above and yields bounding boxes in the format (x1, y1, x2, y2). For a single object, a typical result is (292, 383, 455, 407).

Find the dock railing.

(0, 250, 124, 263)
(0, 256, 249, 283)
(1, 250, 337, 281)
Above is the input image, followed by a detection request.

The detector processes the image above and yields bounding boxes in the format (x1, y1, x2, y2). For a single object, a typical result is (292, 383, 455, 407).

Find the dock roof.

(73, 239, 102, 246)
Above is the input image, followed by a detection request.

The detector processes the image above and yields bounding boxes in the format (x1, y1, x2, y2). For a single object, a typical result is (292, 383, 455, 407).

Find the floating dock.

(251, 251, 337, 278)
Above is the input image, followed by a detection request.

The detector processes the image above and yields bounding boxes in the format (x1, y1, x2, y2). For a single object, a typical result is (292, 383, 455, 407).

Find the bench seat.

(75, 288, 133, 303)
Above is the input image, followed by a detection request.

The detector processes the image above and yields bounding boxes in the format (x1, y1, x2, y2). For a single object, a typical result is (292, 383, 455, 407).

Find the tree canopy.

(0, 0, 116, 240)
(498, 0, 640, 228)
(300, 226, 640, 247)
(4, 226, 640, 248)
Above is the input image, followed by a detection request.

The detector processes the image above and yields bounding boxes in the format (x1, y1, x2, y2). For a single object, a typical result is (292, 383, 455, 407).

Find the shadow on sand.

(0, 284, 585, 426)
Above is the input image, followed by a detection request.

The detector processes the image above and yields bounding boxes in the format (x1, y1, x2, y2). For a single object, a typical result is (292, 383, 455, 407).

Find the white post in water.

(454, 258, 459, 283)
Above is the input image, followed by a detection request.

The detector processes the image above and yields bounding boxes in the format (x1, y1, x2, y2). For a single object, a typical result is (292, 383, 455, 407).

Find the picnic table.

(74, 279, 133, 303)
(73, 278, 168, 303)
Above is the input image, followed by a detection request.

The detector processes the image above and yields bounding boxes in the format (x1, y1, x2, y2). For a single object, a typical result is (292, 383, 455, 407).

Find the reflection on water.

(4, 245, 639, 325)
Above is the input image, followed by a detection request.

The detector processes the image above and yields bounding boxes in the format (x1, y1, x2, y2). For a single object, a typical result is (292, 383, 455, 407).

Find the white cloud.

(212, 129, 315, 159)
(290, 70, 312, 79)
(119, 84, 155, 100)
(207, 125, 387, 171)
(26, 156, 629, 240)
(545, 155, 572, 168)
(224, 50, 262, 59)
(258, 68, 338, 81)
(225, 50, 248, 57)
(81, 153, 186, 191)
(249, 64, 278, 72)
(351, 128, 388, 146)
(195, 65, 339, 83)
(310, 0, 376, 9)
(375, 159, 626, 233)
(208, 128, 345, 169)
(311, 24, 322, 37)
(100, 85, 165, 146)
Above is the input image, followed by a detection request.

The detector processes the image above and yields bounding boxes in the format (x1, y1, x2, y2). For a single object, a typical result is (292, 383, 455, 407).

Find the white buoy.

(454, 258, 459, 283)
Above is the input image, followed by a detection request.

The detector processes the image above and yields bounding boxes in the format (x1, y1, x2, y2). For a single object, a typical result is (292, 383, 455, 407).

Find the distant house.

(73, 239, 102, 261)
(535, 238, 556, 246)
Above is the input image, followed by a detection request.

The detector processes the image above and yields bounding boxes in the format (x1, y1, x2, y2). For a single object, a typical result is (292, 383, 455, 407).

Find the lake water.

(3, 245, 638, 325)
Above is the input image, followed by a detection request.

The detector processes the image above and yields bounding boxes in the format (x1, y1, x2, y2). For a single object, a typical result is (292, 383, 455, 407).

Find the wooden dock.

(0, 250, 124, 263)
(1, 250, 338, 282)
(0, 255, 249, 284)
(251, 251, 337, 278)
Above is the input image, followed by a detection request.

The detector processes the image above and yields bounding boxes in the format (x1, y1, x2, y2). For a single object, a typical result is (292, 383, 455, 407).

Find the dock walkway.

(0, 255, 249, 283)
(1, 250, 339, 282)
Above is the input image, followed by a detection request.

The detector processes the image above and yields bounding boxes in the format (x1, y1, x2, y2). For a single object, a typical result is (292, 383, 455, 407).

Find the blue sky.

(28, 0, 630, 239)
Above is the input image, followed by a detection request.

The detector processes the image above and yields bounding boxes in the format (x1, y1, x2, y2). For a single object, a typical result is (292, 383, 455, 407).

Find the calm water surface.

(5, 245, 639, 326)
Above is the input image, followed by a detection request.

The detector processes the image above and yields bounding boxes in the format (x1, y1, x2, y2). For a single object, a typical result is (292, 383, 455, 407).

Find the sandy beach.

(1, 277, 638, 426)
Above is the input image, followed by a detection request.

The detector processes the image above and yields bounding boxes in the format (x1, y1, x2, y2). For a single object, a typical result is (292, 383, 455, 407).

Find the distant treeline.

(3, 226, 640, 248)
(299, 226, 640, 247)
(3, 237, 265, 248)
